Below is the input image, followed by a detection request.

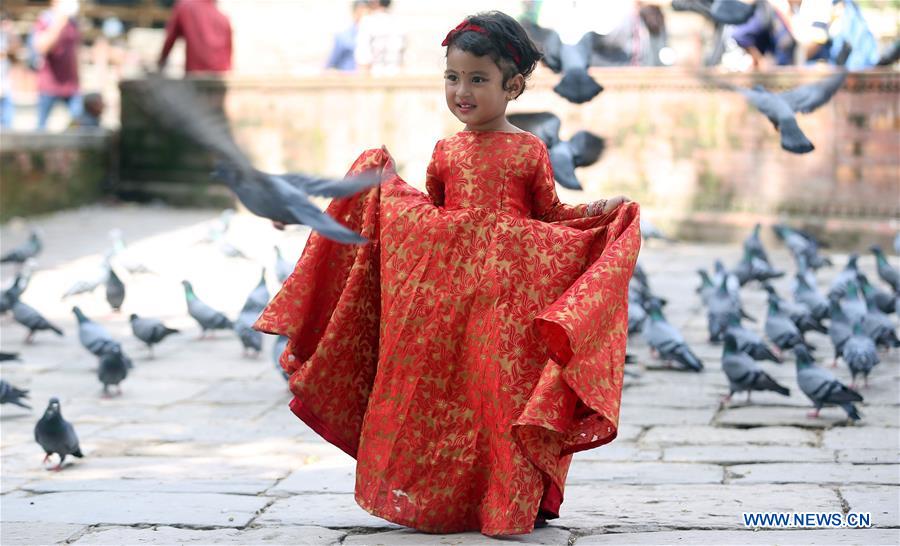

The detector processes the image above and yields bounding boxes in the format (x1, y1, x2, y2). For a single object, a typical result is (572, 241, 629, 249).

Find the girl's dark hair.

(443, 11, 542, 99)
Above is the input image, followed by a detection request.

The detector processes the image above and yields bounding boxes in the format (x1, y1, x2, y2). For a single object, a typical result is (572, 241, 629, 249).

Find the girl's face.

(444, 47, 521, 132)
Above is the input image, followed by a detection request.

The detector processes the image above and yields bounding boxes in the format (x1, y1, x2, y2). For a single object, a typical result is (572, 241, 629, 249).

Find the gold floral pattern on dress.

(255, 132, 641, 536)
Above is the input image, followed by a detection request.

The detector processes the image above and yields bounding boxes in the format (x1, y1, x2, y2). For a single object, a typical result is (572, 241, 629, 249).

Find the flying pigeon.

(182, 281, 233, 337)
(520, 21, 626, 103)
(129, 314, 179, 357)
(72, 306, 121, 357)
(34, 397, 84, 470)
(98, 346, 130, 397)
(1, 230, 42, 264)
(842, 323, 879, 389)
(12, 301, 64, 343)
(673, 0, 755, 25)
(0, 351, 22, 362)
(105, 267, 125, 312)
(721, 333, 790, 405)
(62, 260, 110, 299)
(507, 112, 605, 190)
(132, 77, 380, 245)
(107, 229, 155, 275)
(0, 380, 30, 409)
(795, 346, 863, 421)
(714, 71, 847, 154)
(870, 245, 899, 293)
(642, 299, 704, 371)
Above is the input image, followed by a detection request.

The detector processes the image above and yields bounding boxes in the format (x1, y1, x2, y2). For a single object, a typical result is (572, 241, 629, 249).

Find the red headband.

(441, 20, 522, 65)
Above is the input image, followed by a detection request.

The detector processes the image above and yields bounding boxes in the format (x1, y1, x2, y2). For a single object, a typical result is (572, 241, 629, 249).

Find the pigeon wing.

(507, 112, 562, 146)
(778, 72, 847, 114)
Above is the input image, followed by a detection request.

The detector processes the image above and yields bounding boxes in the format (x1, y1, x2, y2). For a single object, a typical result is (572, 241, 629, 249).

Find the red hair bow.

(441, 20, 522, 65)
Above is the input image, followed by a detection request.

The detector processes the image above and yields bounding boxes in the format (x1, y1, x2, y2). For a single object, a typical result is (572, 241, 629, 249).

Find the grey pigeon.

(708, 0, 756, 25)
(743, 223, 769, 264)
(72, 306, 121, 357)
(133, 77, 379, 245)
(241, 268, 270, 315)
(182, 281, 233, 337)
(827, 296, 852, 366)
(870, 245, 899, 293)
(794, 346, 862, 421)
(105, 267, 125, 312)
(718, 72, 847, 154)
(734, 249, 784, 286)
(12, 301, 64, 343)
(1, 271, 29, 314)
(272, 335, 290, 381)
(764, 284, 827, 335)
(707, 277, 743, 342)
(793, 272, 829, 322)
(234, 310, 263, 357)
(696, 269, 716, 307)
(828, 254, 861, 300)
(508, 112, 605, 190)
(725, 315, 781, 363)
(521, 22, 625, 103)
(0, 379, 30, 409)
(1, 230, 42, 264)
(857, 273, 896, 315)
(838, 280, 868, 325)
(773, 224, 831, 271)
(34, 397, 84, 470)
(764, 297, 812, 354)
(721, 333, 790, 404)
(129, 314, 179, 357)
(861, 307, 900, 350)
(274, 246, 293, 284)
(107, 229, 155, 275)
(0, 351, 21, 362)
(842, 323, 879, 389)
(98, 346, 130, 396)
(642, 299, 704, 371)
(628, 296, 648, 335)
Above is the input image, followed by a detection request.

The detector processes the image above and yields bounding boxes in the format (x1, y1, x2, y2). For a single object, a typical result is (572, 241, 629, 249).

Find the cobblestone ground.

(1, 205, 898, 545)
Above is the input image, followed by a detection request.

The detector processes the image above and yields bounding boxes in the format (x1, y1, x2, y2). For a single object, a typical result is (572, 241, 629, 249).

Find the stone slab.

(664, 445, 835, 464)
(715, 406, 859, 428)
(344, 527, 571, 545)
(1, 491, 268, 527)
(641, 426, 818, 447)
(618, 406, 714, 426)
(0, 522, 87, 545)
(573, 444, 661, 462)
(567, 462, 723, 485)
(556, 484, 840, 531)
(73, 525, 346, 545)
(270, 463, 356, 495)
(255, 493, 401, 529)
(728, 463, 899, 485)
(21, 478, 275, 495)
(824, 427, 900, 450)
(839, 486, 900, 527)
(836, 449, 900, 464)
(575, 529, 900, 545)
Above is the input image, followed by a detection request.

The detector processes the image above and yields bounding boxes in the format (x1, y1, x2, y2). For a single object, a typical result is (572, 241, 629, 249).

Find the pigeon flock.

(629, 222, 899, 423)
(0, 217, 300, 470)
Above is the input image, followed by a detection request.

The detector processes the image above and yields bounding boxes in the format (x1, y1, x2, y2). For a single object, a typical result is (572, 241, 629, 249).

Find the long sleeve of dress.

(531, 144, 588, 222)
(425, 141, 445, 207)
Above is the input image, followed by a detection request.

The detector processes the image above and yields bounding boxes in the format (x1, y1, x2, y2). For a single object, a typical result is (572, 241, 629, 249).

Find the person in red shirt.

(33, 0, 82, 130)
(158, 0, 232, 74)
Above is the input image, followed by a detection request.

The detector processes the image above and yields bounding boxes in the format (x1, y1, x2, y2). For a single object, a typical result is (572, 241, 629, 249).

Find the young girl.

(256, 11, 640, 536)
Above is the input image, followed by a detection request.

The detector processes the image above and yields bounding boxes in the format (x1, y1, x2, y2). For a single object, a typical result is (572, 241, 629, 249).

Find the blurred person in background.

(789, 0, 878, 69)
(355, 0, 406, 75)
(325, 0, 370, 72)
(69, 91, 103, 129)
(158, 0, 232, 75)
(0, 11, 20, 129)
(731, 0, 796, 69)
(33, 0, 82, 130)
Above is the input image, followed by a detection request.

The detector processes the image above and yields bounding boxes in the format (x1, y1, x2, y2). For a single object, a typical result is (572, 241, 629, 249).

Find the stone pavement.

(1, 204, 898, 545)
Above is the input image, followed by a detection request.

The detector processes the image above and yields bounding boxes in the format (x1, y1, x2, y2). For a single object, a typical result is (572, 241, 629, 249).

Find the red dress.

(255, 131, 641, 536)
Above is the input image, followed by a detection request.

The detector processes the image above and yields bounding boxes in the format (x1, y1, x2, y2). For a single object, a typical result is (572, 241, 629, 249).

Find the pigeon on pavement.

(12, 301, 64, 343)
(73, 306, 121, 357)
(0, 380, 31, 409)
(182, 281, 233, 337)
(130, 314, 179, 357)
(34, 397, 84, 470)
(721, 333, 790, 405)
(795, 346, 863, 421)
